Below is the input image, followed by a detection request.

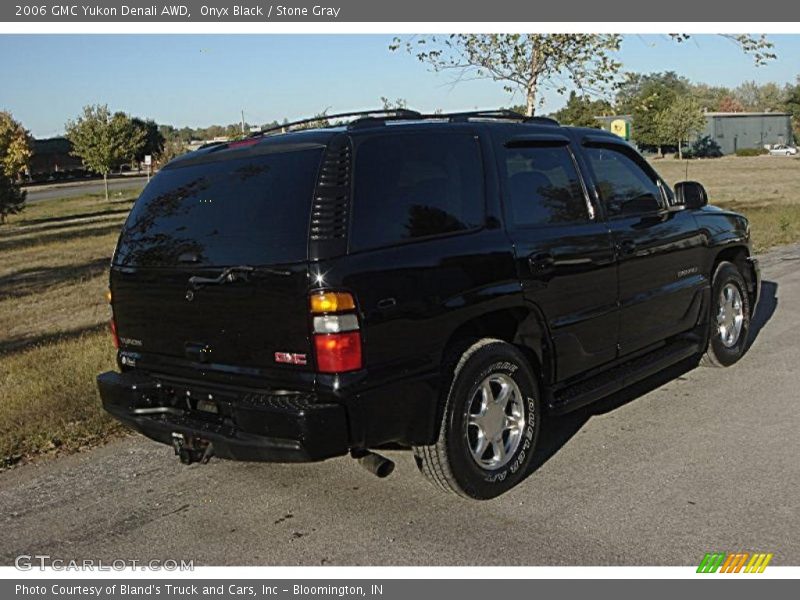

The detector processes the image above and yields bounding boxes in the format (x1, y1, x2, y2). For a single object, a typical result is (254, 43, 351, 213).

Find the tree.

(718, 96, 745, 113)
(391, 34, 623, 116)
(155, 138, 189, 168)
(380, 97, 408, 110)
(616, 72, 691, 154)
(0, 172, 26, 224)
(65, 105, 146, 200)
(130, 118, 165, 167)
(690, 83, 734, 112)
(734, 81, 785, 112)
(552, 91, 613, 127)
(0, 111, 31, 224)
(0, 110, 32, 180)
(655, 96, 706, 160)
(391, 34, 775, 117)
(784, 77, 800, 141)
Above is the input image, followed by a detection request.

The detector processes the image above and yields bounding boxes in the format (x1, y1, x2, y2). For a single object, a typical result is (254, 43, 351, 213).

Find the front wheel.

(701, 261, 752, 367)
(413, 339, 540, 500)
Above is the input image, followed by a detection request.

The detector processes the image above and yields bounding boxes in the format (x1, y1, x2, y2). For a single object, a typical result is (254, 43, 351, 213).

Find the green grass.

(0, 187, 137, 468)
(651, 155, 800, 252)
(0, 331, 122, 465)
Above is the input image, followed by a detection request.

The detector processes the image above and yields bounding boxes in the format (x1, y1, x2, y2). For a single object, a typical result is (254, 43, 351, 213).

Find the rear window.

(349, 132, 485, 252)
(114, 148, 323, 267)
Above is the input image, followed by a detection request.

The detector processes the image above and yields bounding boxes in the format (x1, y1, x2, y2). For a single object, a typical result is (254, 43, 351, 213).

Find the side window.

(584, 146, 662, 217)
(350, 133, 484, 252)
(503, 145, 589, 227)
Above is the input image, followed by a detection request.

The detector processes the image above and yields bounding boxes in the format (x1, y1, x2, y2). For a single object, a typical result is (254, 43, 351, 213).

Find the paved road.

(24, 177, 147, 202)
(1, 245, 798, 566)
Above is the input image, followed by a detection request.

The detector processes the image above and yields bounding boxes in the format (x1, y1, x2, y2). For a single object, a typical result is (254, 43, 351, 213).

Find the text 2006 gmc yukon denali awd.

(97, 109, 760, 499)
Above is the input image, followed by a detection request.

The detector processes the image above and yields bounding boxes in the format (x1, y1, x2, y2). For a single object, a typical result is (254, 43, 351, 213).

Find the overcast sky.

(1, 34, 798, 138)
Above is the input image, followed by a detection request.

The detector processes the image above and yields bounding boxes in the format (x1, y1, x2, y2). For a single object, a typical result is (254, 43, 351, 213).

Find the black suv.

(98, 109, 760, 499)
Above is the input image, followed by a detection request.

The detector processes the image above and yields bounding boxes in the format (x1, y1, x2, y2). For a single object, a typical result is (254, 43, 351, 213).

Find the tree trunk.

(678, 140, 683, 160)
(525, 40, 540, 117)
(103, 173, 109, 201)
(526, 87, 536, 117)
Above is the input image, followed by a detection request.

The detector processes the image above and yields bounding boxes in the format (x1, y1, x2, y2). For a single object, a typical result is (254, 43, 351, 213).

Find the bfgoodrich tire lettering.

(701, 261, 752, 367)
(413, 339, 540, 500)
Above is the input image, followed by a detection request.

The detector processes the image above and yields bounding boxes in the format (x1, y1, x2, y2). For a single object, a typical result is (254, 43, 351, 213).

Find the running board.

(546, 338, 702, 415)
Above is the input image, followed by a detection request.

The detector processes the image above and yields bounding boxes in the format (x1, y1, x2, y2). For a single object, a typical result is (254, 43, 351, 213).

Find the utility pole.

(241, 110, 245, 135)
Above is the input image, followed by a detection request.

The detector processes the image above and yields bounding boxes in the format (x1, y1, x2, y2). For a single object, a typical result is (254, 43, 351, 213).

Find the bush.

(735, 147, 768, 157)
(685, 136, 723, 159)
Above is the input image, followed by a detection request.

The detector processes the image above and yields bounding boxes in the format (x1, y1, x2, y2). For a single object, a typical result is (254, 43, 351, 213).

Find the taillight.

(314, 332, 362, 373)
(309, 291, 362, 373)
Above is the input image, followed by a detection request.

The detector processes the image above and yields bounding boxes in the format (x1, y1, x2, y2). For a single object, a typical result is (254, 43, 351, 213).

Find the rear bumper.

(97, 371, 350, 462)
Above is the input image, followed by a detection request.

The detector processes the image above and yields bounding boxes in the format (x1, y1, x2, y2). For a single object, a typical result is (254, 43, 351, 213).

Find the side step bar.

(546, 338, 702, 415)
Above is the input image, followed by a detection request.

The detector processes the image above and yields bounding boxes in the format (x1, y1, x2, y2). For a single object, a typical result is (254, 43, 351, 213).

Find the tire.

(413, 339, 541, 500)
(701, 261, 752, 367)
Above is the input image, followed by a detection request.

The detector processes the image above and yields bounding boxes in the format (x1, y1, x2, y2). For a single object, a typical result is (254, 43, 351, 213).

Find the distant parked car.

(768, 144, 798, 156)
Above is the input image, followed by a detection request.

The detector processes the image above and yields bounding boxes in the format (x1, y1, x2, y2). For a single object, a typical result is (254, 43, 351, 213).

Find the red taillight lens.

(313, 332, 362, 373)
(109, 319, 119, 349)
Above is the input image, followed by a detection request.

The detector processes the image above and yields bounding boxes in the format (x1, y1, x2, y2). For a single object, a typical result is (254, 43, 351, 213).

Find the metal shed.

(700, 112, 794, 155)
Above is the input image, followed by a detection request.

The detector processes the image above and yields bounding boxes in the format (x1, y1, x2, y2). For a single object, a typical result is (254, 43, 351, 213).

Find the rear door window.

(350, 132, 485, 252)
(114, 148, 323, 267)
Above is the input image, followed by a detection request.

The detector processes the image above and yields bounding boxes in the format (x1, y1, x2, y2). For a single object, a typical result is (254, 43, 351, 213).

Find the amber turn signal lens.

(105, 290, 112, 304)
(310, 291, 355, 314)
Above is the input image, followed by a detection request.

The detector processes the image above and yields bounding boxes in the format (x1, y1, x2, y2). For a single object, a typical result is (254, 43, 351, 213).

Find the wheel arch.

(712, 245, 757, 305)
(430, 306, 552, 441)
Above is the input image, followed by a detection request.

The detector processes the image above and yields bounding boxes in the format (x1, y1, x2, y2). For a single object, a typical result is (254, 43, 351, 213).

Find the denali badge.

(275, 352, 307, 366)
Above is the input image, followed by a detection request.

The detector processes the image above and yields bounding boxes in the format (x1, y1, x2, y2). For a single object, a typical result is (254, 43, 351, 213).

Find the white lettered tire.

(413, 339, 541, 500)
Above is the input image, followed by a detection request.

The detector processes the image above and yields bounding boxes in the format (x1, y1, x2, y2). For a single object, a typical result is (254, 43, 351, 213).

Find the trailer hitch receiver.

(171, 432, 214, 465)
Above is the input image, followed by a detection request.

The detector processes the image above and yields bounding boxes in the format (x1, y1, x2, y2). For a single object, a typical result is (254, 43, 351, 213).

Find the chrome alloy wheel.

(465, 373, 525, 470)
(717, 282, 745, 348)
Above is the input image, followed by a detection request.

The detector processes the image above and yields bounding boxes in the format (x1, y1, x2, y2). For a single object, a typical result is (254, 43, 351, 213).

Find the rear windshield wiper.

(188, 265, 290, 290)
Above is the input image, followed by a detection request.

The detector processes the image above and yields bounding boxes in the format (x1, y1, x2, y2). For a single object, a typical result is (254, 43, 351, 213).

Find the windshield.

(114, 148, 323, 267)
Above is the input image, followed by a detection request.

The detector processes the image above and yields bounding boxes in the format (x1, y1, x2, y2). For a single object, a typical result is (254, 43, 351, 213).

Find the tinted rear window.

(114, 148, 322, 267)
(350, 132, 485, 252)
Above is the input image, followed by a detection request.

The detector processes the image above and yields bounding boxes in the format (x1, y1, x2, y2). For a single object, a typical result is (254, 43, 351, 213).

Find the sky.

(1, 34, 799, 138)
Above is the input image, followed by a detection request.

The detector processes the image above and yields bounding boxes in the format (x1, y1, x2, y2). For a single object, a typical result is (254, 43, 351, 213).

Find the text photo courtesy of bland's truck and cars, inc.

(18, 4, 343, 18)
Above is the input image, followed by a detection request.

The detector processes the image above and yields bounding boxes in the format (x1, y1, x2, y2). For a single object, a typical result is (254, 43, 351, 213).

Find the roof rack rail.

(256, 109, 423, 136)
(248, 108, 559, 139)
(434, 110, 560, 126)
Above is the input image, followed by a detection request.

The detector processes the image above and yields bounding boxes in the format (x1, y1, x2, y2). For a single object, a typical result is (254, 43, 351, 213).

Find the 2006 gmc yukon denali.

(97, 109, 760, 499)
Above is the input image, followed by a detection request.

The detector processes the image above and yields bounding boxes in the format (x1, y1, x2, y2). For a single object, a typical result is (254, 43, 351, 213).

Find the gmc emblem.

(274, 352, 307, 366)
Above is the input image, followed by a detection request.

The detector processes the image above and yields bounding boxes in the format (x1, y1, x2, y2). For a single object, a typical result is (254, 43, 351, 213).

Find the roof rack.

(432, 109, 559, 126)
(256, 109, 423, 136)
(248, 108, 559, 139)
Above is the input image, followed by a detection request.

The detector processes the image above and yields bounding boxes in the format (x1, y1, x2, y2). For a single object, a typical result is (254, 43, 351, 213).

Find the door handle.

(617, 239, 637, 256)
(528, 252, 555, 275)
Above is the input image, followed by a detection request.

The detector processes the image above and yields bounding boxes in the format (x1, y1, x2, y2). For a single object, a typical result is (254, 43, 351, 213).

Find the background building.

(594, 112, 794, 155)
(701, 112, 794, 154)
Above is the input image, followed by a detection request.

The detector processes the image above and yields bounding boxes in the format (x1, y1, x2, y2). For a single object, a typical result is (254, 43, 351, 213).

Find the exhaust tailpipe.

(353, 450, 395, 478)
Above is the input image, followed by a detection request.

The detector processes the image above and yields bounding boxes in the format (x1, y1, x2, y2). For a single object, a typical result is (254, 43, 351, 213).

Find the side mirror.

(674, 181, 708, 209)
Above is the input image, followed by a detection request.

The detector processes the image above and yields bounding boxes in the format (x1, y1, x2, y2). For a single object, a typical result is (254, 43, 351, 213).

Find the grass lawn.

(651, 155, 800, 251)
(0, 156, 798, 468)
(0, 190, 136, 466)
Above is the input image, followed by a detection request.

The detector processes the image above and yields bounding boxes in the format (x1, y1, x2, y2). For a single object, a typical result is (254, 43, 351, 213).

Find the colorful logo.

(697, 552, 774, 573)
